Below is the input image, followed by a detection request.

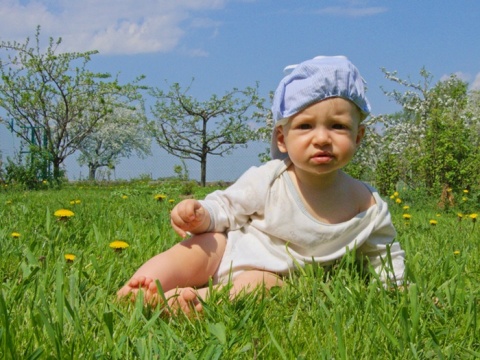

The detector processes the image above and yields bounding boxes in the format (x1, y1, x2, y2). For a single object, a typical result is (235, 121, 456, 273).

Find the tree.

(0, 26, 144, 182)
(150, 80, 267, 186)
(77, 105, 152, 180)
(378, 68, 476, 193)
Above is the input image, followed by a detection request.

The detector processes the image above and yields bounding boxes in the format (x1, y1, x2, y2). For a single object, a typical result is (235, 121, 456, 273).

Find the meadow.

(0, 180, 479, 359)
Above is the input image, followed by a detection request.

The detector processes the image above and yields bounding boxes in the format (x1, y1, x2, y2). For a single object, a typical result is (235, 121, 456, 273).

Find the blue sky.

(1, 0, 479, 181)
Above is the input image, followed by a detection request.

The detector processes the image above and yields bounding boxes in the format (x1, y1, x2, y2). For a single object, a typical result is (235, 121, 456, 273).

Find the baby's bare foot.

(164, 287, 203, 315)
(117, 276, 155, 300)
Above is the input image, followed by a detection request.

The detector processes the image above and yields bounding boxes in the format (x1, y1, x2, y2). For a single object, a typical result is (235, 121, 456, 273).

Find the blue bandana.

(271, 56, 371, 160)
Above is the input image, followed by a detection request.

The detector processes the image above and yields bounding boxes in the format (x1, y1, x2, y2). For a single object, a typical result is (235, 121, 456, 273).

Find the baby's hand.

(170, 199, 208, 238)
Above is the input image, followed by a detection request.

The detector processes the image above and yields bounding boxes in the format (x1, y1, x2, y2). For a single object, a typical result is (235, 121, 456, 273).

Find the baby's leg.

(228, 270, 283, 298)
(151, 270, 283, 316)
(117, 232, 226, 301)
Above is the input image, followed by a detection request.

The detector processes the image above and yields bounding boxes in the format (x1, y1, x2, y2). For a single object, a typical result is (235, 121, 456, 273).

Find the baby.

(118, 56, 405, 314)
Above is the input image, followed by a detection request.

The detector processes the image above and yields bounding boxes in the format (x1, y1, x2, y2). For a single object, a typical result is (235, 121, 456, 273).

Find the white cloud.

(315, 5, 387, 17)
(312, 0, 387, 17)
(0, 0, 226, 55)
(440, 71, 480, 91)
(440, 71, 469, 83)
(470, 73, 480, 91)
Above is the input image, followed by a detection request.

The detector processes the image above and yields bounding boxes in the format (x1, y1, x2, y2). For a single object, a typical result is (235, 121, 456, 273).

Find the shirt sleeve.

(357, 198, 405, 285)
(199, 161, 282, 232)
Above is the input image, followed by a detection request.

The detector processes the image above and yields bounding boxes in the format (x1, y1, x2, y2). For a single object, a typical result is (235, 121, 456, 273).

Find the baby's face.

(276, 97, 365, 177)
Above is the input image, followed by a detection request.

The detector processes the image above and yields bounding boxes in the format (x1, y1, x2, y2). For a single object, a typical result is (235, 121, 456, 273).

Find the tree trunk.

(88, 163, 99, 181)
(53, 159, 62, 182)
(200, 156, 207, 187)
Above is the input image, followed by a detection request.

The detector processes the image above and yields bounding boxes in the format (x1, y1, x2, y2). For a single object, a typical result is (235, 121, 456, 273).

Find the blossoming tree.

(150, 80, 267, 186)
(372, 68, 479, 194)
(77, 106, 152, 180)
(0, 27, 144, 183)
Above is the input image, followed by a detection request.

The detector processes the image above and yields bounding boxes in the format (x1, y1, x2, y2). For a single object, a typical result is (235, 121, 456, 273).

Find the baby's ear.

(276, 126, 288, 153)
(356, 124, 366, 146)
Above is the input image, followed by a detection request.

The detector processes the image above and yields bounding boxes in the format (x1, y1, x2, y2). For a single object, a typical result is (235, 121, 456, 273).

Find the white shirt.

(201, 159, 405, 284)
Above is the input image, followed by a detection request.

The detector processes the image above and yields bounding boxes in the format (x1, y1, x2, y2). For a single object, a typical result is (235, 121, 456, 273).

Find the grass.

(0, 181, 479, 359)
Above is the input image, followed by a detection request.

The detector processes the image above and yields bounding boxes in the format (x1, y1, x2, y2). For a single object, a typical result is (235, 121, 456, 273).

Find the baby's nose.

(312, 127, 331, 145)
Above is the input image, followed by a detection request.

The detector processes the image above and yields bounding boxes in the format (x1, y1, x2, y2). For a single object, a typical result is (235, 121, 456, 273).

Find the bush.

(3, 150, 63, 190)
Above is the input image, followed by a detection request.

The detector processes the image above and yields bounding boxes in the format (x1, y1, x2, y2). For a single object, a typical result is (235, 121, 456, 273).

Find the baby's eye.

(298, 123, 312, 130)
(332, 123, 348, 130)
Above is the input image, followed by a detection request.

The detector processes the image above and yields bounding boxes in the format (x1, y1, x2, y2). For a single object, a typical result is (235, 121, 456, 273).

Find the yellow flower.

(390, 195, 395, 199)
(462, 197, 467, 202)
(70, 199, 81, 205)
(122, 195, 128, 199)
(447, 188, 452, 192)
(457, 213, 463, 219)
(65, 254, 76, 262)
(436, 213, 441, 217)
(395, 198, 402, 204)
(453, 250, 460, 255)
(11, 232, 21, 238)
(402, 214, 412, 220)
(403, 205, 410, 210)
(154, 194, 167, 201)
(469, 213, 478, 223)
(463, 189, 469, 194)
(429, 220, 438, 226)
(110, 240, 129, 251)
(54, 209, 75, 220)
(393, 192, 399, 197)
(169, 199, 175, 203)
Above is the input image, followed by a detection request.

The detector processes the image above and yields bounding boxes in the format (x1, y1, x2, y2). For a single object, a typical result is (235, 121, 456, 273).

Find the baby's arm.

(359, 203, 405, 285)
(170, 199, 212, 238)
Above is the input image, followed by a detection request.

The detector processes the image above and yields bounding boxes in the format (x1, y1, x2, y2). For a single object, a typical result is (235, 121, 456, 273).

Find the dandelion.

(11, 232, 21, 238)
(110, 240, 129, 252)
(429, 219, 438, 226)
(65, 254, 76, 262)
(70, 199, 81, 205)
(393, 192, 399, 197)
(453, 250, 460, 255)
(462, 197, 467, 202)
(122, 195, 128, 199)
(403, 205, 410, 211)
(463, 189, 469, 194)
(54, 209, 74, 221)
(395, 198, 402, 204)
(389, 195, 395, 200)
(169, 199, 175, 204)
(469, 214, 477, 231)
(436, 213, 441, 217)
(457, 213, 463, 220)
(154, 194, 167, 202)
(402, 214, 412, 220)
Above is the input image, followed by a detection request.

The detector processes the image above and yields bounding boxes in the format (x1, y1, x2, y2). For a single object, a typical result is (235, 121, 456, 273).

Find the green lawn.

(1, 182, 479, 359)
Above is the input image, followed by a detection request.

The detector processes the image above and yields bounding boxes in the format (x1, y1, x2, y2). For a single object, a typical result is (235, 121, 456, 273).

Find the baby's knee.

(181, 232, 227, 260)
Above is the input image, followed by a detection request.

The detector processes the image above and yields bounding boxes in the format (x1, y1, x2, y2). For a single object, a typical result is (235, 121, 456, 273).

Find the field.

(1, 181, 479, 359)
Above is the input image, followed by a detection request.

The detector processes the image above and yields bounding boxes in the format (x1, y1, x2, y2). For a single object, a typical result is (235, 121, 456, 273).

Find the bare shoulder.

(345, 175, 376, 213)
